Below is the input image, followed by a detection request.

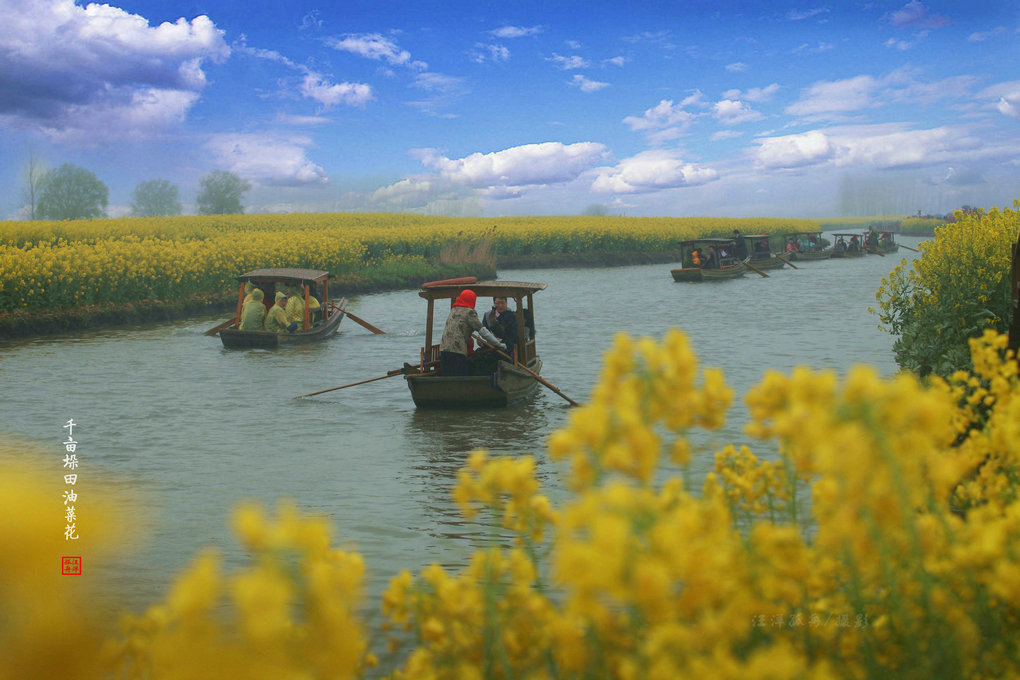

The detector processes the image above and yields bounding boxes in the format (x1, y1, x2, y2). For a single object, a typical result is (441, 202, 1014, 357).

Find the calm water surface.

(0, 233, 924, 612)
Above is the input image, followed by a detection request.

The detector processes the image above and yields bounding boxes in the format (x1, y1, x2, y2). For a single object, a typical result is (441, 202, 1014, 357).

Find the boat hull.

(830, 250, 865, 258)
(789, 250, 831, 260)
(406, 358, 542, 408)
(747, 256, 785, 270)
(219, 305, 345, 349)
(671, 263, 747, 281)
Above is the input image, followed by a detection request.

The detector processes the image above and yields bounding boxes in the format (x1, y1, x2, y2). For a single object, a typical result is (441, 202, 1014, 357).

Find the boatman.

(439, 289, 504, 377)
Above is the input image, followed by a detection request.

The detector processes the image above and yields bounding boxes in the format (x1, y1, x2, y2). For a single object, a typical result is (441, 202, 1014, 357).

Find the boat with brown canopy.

(214, 268, 347, 349)
(404, 278, 547, 408)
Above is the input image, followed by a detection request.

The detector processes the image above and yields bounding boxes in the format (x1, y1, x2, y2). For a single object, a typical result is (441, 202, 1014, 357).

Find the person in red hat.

(439, 289, 505, 376)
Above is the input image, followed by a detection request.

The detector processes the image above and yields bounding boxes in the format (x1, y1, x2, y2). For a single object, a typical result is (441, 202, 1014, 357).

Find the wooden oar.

(742, 258, 769, 278)
(774, 254, 799, 269)
(898, 243, 921, 253)
(473, 334, 580, 407)
(343, 309, 386, 334)
(204, 317, 236, 336)
(295, 365, 418, 399)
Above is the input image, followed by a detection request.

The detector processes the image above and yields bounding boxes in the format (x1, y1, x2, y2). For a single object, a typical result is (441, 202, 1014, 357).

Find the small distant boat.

(864, 230, 900, 255)
(742, 233, 786, 270)
(404, 278, 547, 408)
(830, 233, 866, 258)
(213, 268, 346, 349)
(783, 231, 832, 260)
(671, 239, 748, 281)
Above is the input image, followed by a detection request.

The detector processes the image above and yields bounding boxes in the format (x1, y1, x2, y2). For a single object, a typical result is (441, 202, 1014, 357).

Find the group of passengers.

(238, 284, 320, 333)
(833, 235, 861, 253)
(438, 290, 525, 377)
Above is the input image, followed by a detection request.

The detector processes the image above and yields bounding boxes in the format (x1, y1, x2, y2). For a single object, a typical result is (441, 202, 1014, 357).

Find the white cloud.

(787, 8, 830, 21)
(329, 33, 426, 70)
(726, 62, 748, 73)
(757, 131, 839, 169)
(471, 43, 510, 63)
(276, 114, 333, 126)
(998, 94, 1020, 120)
(624, 98, 698, 132)
(886, 1, 951, 29)
(722, 83, 780, 102)
(416, 142, 608, 189)
(786, 75, 879, 117)
(711, 130, 743, 141)
(548, 54, 589, 70)
(622, 98, 702, 144)
(491, 25, 542, 38)
(591, 150, 718, 194)
(756, 125, 989, 172)
(713, 99, 764, 125)
(605, 56, 626, 67)
(570, 75, 610, 93)
(969, 27, 1007, 41)
(0, 0, 227, 141)
(206, 132, 327, 186)
(300, 72, 374, 108)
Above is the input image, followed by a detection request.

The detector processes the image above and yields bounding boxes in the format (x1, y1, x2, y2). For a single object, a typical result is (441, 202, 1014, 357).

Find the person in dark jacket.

(439, 289, 504, 376)
(483, 296, 518, 361)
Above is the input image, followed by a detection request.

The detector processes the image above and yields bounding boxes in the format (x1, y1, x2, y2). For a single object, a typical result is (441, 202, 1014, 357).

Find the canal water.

(0, 234, 924, 615)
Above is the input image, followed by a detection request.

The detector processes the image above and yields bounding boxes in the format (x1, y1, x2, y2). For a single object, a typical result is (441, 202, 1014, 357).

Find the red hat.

(453, 289, 476, 309)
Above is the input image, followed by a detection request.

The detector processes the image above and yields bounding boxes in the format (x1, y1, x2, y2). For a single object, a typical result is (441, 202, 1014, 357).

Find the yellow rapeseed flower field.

(0, 213, 819, 314)
(3, 328, 1019, 679)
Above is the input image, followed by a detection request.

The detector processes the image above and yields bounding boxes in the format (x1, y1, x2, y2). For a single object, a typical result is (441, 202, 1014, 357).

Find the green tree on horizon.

(36, 163, 108, 220)
(196, 170, 251, 215)
(130, 179, 183, 217)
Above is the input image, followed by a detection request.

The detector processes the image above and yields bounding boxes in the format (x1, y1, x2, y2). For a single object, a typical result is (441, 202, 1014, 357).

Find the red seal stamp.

(61, 556, 82, 575)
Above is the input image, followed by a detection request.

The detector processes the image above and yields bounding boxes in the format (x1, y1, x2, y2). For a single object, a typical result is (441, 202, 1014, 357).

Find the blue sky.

(1, 0, 1018, 219)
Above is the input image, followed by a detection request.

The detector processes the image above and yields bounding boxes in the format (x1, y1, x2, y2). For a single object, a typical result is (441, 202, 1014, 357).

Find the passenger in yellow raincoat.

(264, 291, 292, 333)
(285, 290, 305, 329)
(238, 288, 266, 330)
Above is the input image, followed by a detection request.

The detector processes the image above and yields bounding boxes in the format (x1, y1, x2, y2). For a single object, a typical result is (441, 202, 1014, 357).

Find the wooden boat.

(830, 233, 866, 258)
(864, 230, 900, 255)
(215, 268, 347, 349)
(404, 279, 546, 408)
(784, 231, 831, 260)
(671, 239, 747, 281)
(742, 233, 786, 270)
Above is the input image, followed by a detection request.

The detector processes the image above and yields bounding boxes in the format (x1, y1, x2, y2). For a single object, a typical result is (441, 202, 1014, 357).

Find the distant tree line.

(22, 160, 252, 220)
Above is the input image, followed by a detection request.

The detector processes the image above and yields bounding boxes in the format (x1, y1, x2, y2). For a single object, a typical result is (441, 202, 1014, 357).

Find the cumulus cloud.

(329, 33, 426, 70)
(548, 54, 589, 70)
(415, 141, 608, 190)
(301, 72, 374, 107)
(0, 0, 227, 142)
(623, 96, 702, 144)
(785, 75, 879, 117)
(713, 99, 764, 125)
(471, 43, 510, 63)
(491, 25, 542, 38)
(591, 150, 718, 194)
(886, 1, 951, 29)
(726, 62, 748, 73)
(205, 132, 327, 186)
(570, 75, 610, 92)
(998, 94, 1020, 120)
(757, 131, 839, 169)
(722, 83, 780, 102)
(756, 125, 986, 171)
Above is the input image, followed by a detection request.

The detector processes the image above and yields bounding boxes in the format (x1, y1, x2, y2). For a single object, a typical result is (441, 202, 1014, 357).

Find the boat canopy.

(418, 280, 547, 301)
(238, 268, 334, 285)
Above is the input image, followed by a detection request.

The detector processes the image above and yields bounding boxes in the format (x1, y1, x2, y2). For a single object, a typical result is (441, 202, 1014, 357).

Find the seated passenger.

(473, 296, 518, 374)
(239, 288, 266, 330)
(285, 290, 305, 329)
(264, 291, 294, 333)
